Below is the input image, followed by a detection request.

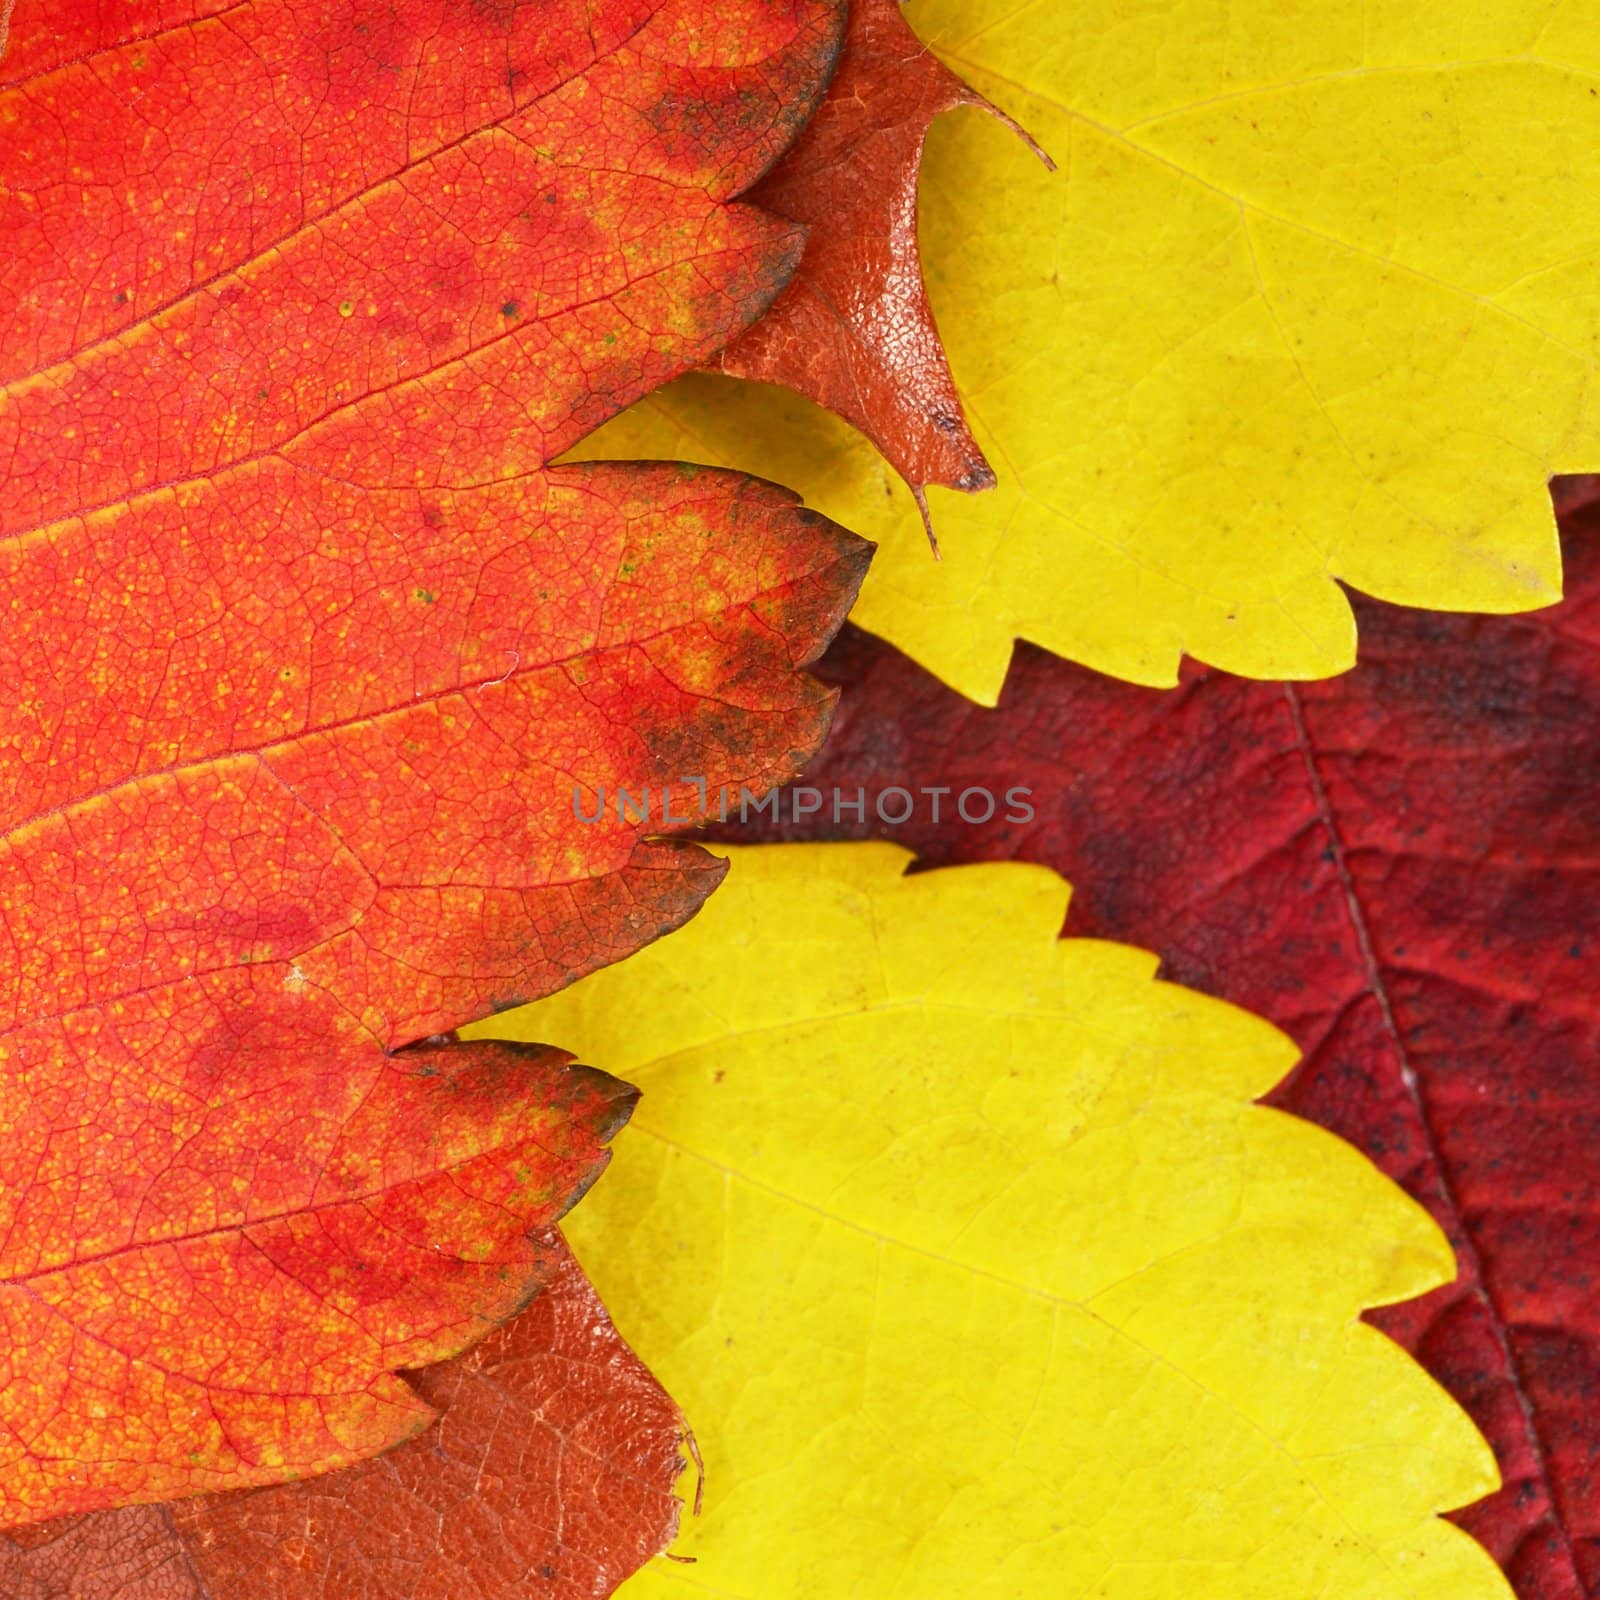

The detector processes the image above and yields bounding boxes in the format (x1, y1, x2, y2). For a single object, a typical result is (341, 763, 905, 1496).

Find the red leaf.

(0, 1232, 686, 1599)
(720, 496, 1600, 1600)
(0, 0, 864, 1525)
(713, 0, 1023, 506)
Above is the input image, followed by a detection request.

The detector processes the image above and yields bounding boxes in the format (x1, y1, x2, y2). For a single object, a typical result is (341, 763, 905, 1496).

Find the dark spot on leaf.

(464, 0, 520, 28)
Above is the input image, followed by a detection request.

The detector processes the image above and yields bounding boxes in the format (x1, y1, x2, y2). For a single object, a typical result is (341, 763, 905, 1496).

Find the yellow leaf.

(474, 843, 1510, 1599)
(571, 0, 1598, 702)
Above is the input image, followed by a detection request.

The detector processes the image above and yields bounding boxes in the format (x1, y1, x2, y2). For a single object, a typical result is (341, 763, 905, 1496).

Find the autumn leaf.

(0, 1232, 685, 1600)
(0, 0, 867, 1526)
(577, 0, 1600, 702)
(718, 496, 1600, 1598)
(480, 844, 1510, 1599)
(708, 0, 1019, 509)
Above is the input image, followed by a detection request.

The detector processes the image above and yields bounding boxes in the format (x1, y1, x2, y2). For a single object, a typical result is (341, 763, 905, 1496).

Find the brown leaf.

(0, 1233, 685, 1599)
(714, 0, 1036, 511)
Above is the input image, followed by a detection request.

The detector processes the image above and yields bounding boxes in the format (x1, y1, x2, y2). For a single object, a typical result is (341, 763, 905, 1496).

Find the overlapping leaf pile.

(2, 0, 1593, 1597)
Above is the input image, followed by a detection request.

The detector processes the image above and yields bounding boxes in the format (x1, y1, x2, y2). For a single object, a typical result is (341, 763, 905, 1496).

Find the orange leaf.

(1, 1232, 685, 1599)
(0, 0, 862, 1526)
